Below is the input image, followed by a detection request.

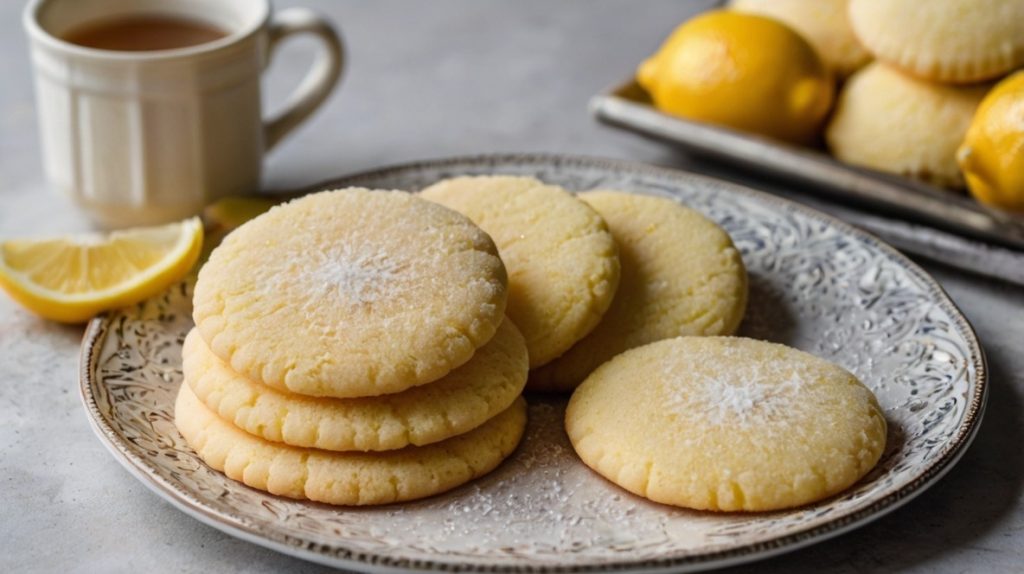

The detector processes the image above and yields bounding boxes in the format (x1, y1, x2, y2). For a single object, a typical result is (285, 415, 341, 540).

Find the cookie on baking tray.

(847, 0, 1024, 83)
(826, 62, 990, 188)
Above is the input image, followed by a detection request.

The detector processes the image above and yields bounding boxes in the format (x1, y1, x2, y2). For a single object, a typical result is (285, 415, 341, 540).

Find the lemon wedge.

(0, 217, 203, 323)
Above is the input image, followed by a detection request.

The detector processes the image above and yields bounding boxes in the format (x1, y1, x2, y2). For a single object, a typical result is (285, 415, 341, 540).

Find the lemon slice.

(0, 218, 203, 323)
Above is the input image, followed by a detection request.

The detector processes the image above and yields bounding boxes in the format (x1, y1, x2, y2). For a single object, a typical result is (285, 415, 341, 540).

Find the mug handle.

(263, 8, 344, 151)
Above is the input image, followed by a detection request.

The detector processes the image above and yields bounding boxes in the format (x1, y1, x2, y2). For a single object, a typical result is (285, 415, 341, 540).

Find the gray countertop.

(1, 1, 1022, 572)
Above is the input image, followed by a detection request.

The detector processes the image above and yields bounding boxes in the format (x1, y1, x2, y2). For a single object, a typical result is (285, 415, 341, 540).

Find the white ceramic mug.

(24, 0, 343, 228)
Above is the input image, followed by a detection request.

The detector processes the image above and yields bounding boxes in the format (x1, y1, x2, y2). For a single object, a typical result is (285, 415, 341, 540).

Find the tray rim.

(590, 80, 1024, 251)
(79, 153, 989, 573)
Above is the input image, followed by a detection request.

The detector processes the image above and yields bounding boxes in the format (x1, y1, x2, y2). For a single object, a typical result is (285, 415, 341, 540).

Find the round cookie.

(826, 63, 990, 189)
(566, 337, 887, 512)
(192, 188, 508, 399)
(183, 318, 528, 452)
(729, 0, 871, 78)
(419, 176, 620, 368)
(848, 0, 1024, 84)
(530, 191, 747, 392)
(175, 383, 527, 506)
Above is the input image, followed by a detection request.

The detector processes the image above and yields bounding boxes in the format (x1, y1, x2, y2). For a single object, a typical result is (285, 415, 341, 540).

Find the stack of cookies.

(175, 189, 529, 506)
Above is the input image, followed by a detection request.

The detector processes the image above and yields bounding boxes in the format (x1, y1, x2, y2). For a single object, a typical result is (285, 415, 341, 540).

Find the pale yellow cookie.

(419, 176, 619, 368)
(175, 383, 527, 506)
(193, 188, 508, 399)
(183, 317, 528, 451)
(826, 63, 990, 188)
(848, 0, 1024, 83)
(729, 0, 871, 78)
(530, 191, 747, 392)
(566, 337, 887, 512)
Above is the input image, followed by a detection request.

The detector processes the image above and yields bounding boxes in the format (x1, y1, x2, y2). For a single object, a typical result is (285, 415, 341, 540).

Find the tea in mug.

(62, 15, 227, 51)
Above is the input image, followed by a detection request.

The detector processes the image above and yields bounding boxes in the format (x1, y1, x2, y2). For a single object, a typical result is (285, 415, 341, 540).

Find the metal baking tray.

(591, 80, 1024, 252)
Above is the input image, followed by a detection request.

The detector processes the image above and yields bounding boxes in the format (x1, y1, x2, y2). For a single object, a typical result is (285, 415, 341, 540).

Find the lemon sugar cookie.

(175, 384, 527, 506)
(826, 63, 989, 188)
(729, 0, 870, 78)
(183, 318, 528, 452)
(192, 188, 508, 399)
(420, 176, 620, 369)
(848, 0, 1024, 84)
(530, 191, 747, 392)
(565, 337, 887, 512)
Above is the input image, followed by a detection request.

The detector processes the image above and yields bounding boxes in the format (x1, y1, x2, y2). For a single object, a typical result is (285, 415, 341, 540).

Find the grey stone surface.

(1, 1, 1021, 572)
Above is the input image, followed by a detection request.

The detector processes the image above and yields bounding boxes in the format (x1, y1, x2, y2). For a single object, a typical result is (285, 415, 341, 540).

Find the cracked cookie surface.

(192, 188, 507, 399)
(565, 336, 887, 512)
(183, 318, 527, 452)
(420, 176, 619, 369)
(175, 384, 527, 506)
(531, 191, 747, 391)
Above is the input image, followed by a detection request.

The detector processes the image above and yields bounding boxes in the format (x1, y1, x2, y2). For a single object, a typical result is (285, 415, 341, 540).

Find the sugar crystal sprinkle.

(302, 243, 406, 305)
(664, 347, 812, 426)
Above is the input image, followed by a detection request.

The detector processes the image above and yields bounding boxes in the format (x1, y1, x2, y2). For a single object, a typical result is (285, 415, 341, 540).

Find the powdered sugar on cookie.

(664, 354, 811, 427)
(305, 243, 407, 305)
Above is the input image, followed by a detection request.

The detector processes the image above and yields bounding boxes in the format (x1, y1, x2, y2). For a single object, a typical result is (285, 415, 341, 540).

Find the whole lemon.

(957, 71, 1024, 213)
(637, 10, 834, 145)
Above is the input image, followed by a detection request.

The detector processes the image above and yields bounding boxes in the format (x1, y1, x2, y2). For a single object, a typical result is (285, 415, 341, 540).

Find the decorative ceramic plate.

(80, 154, 987, 573)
